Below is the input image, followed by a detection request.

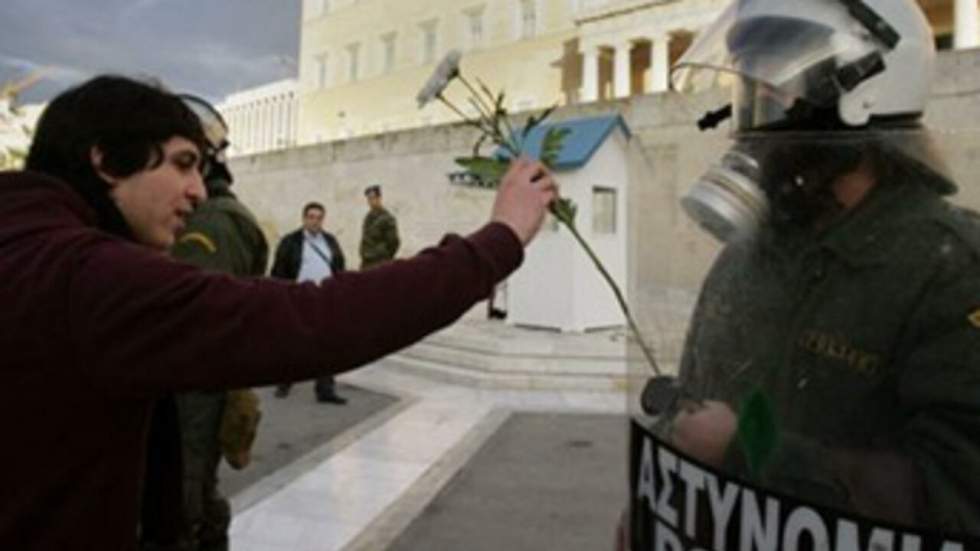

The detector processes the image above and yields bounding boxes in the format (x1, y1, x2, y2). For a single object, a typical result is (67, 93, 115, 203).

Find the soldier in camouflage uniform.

(169, 96, 268, 551)
(653, 0, 980, 536)
(359, 184, 400, 269)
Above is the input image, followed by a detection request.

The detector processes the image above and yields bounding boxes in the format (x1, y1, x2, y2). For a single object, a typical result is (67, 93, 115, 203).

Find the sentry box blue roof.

(497, 114, 631, 172)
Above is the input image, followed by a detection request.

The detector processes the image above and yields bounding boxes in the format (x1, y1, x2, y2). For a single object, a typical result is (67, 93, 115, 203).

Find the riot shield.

(625, 125, 980, 551)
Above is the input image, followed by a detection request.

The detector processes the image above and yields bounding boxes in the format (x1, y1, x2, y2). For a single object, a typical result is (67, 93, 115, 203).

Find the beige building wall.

(297, 0, 579, 144)
(293, 0, 977, 147)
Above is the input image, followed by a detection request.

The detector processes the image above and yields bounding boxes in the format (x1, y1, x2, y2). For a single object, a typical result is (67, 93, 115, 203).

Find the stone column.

(582, 45, 600, 102)
(275, 99, 284, 149)
(614, 40, 632, 98)
(257, 102, 266, 152)
(955, 0, 980, 49)
(250, 104, 259, 153)
(648, 34, 671, 93)
(264, 101, 273, 151)
(226, 108, 236, 149)
(287, 95, 297, 147)
(243, 106, 252, 154)
(264, 101, 272, 150)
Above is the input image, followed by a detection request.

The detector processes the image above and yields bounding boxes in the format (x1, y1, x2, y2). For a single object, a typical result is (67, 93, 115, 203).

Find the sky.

(0, 0, 301, 105)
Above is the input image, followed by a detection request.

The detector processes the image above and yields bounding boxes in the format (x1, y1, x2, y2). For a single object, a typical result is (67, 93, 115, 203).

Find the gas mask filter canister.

(680, 146, 769, 242)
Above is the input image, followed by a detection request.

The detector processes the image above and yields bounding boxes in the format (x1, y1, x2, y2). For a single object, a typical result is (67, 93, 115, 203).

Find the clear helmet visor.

(672, 2, 880, 131)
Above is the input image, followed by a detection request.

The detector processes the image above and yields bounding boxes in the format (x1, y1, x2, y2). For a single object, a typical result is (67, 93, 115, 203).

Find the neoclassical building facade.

(294, 0, 581, 144)
(217, 79, 299, 157)
(576, 0, 979, 101)
(237, 0, 978, 148)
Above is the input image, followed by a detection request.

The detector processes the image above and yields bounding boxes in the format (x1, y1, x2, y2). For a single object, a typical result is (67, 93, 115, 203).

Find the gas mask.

(682, 134, 865, 240)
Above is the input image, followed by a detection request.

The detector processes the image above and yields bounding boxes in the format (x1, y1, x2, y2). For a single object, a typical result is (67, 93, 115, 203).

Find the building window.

(935, 33, 954, 51)
(314, 52, 329, 89)
(420, 19, 438, 64)
(520, 0, 537, 39)
(346, 43, 361, 82)
(381, 32, 397, 74)
(592, 187, 617, 234)
(464, 6, 485, 49)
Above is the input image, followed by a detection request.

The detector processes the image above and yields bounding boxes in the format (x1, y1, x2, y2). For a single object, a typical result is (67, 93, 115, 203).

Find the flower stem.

(553, 209, 661, 376)
(458, 74, 496, 124)
(437, 95, 498, 138)
(499, 113, 519, 155)
(458, 74, 521, 154)
(440, 91, 515, 158)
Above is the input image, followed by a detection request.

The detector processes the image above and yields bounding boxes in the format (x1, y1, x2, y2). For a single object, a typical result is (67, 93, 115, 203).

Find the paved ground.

(219, 381, 398, 498)
(229, 363, 627, 551)
(386, 412, 628, 551)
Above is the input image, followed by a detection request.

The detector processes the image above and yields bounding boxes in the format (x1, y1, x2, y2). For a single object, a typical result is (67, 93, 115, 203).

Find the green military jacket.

(678, 181, 980, 533)
(172, 192, 268, 277)
(359, 207, 400, 269)
(170, 188, 268, 481)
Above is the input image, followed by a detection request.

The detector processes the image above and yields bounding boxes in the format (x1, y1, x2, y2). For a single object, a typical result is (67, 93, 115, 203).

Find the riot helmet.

(673, 0, 952, 241)
(179, 93, 233, 186)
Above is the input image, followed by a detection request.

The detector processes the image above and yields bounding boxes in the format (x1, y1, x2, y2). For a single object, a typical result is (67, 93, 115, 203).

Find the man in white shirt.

(270, 202, 348, 404)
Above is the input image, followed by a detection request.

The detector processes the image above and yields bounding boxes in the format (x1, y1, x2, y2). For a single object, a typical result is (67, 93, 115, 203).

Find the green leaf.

(550, 197, 577, 226)
(540, 127, 571, 168)
(521, 104, 557, 139)
(736, 389, 779, 476)
(539, 104, 558, 123)
(521, 116, 539, 139)
(455, 156, 509, 186)
(494, 90, 507, 118)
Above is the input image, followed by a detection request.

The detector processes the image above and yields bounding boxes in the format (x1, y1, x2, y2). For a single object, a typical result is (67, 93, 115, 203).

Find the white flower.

(416, 49, 462, 108)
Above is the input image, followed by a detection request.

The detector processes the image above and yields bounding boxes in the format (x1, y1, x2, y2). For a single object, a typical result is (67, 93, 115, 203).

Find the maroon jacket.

(0, 171, 523, 550)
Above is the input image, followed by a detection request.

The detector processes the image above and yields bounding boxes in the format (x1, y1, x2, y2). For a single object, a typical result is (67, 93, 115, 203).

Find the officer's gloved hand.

(640, 376, 685, 416)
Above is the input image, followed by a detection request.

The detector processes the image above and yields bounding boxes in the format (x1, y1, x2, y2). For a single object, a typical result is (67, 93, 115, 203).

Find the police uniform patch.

(969, 308, 980, 329)
(797, 330, 881, 376)
(178, 232, 217, 254)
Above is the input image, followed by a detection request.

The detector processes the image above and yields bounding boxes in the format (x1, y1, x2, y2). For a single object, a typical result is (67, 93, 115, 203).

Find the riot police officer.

(643, 0, 980, 539)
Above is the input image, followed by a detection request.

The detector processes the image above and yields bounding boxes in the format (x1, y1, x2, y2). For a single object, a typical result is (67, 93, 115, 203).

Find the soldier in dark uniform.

(149, 96, 268, 551)
(649, 0, 980, 537)
(359, 184, 400, 269)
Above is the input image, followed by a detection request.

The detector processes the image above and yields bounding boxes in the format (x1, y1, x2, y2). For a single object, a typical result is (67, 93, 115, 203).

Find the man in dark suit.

(270, 202, 347, 404)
